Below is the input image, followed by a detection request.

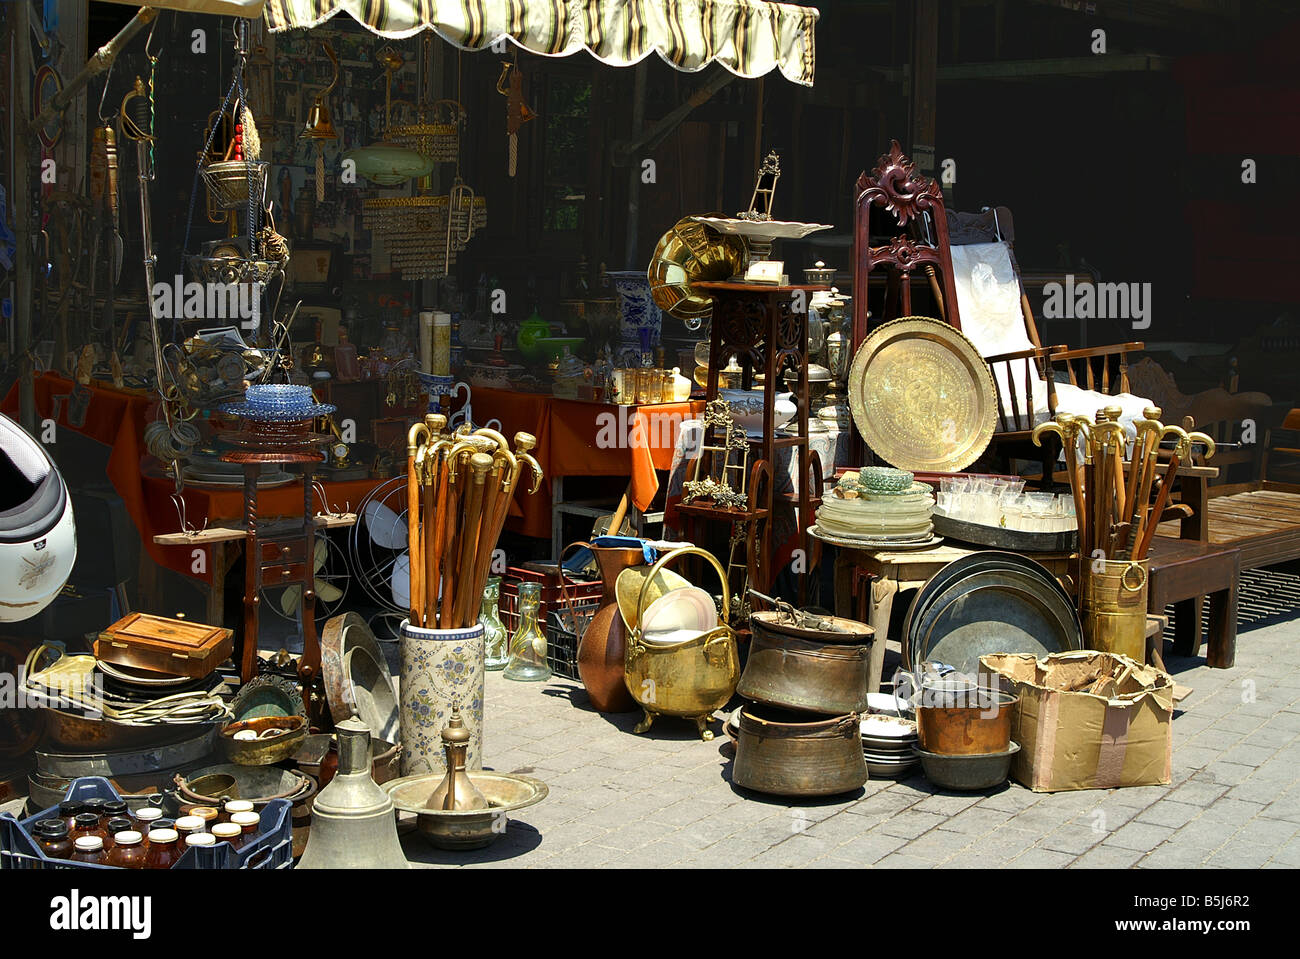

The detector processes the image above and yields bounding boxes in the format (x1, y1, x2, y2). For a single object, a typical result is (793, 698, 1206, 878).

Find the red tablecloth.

(460, 388, 703, 539)
(2, 375, 391, 584)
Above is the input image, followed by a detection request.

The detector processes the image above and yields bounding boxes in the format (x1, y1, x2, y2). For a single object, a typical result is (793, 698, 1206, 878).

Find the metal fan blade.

(316, 578, 343, 603)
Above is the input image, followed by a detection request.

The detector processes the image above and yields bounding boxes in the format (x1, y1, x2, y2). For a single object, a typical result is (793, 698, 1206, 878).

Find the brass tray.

(847, 317, 996, 473)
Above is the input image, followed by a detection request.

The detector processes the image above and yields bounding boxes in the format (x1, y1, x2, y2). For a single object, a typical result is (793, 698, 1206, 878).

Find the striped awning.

(262, 0, 819, 86)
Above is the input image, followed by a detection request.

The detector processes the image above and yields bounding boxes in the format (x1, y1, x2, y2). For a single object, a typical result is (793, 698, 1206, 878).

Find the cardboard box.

(979, 651, 1173, 792)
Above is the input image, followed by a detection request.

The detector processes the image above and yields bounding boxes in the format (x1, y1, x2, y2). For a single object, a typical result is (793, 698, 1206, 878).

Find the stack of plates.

(859, 714, 920, 778)
(902, 551, 1084, 672)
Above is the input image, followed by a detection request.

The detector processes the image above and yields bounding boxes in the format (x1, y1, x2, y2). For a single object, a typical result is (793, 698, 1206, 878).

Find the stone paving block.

(1168, 779, 1231, 807)
(910, 792, 985, 817)
(648, 797, 730, 828)
(558, 842, 628, 868)
(1102, 821, 1176, 851)
(1136, 844, 1210, 869)
(1204, 840, 1274, 869)
(1172, 746, 1220, 771)
(977, 826, 1041, 860)
(879, 809, 949, 839)
(603, 839, 695, 868)
(851, 788, 925, 815)
(741, 835, 837, 869)
(897, 828, 972, 862)
(1229, 816, 1300, 847)
(1191, 762, 1258, 788)
(1215, 743, 1279, 768)
(1134, 800, 1203, 829)
(1039, 824, 1105, 855)
(804, 856, 861, 869)
(1269, 838, 1300, 866)
(676, 814, 745, 850)
(1226, 777, 1287, 805)
(690, 837, 780, 868)
(1007, 847, 1075, 869)
(803, 811, 881, 844)
(1198, 797, 1267, 824)
(936, 805, 1013, 837)
(1070, 845, 1144, 869)
(1188, 729, 1244, 752)
(835, 832, 908, 865)
(973, 787, 1043, 813)
(1243, 726, 1299, 749)
(874, 852, 939, 869)
(944, 849, 1007, 869)
(601, 819, 676, 851)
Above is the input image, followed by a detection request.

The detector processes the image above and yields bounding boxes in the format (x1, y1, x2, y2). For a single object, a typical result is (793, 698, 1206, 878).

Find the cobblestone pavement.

(400, 616, 1300, 869)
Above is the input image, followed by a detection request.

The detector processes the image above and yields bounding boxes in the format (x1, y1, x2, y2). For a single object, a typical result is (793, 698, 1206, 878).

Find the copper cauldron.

(623, 547, 739, 741)
(733, 704, 867, 798)
(739, 611, 873, 715)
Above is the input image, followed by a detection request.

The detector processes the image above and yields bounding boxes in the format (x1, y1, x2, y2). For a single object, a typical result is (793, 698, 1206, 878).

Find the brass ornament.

(648, 216, 747, 322)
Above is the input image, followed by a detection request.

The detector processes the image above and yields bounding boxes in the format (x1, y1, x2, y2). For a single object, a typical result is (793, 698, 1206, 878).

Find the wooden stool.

(1146, 538, 1240, 668)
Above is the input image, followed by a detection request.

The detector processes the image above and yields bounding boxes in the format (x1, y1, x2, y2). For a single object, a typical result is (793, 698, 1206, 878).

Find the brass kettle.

(297, 716, 408, 869)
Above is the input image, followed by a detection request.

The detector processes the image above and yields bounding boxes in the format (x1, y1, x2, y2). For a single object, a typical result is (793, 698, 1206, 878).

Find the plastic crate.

(545, 599, 601, 680)
(499, 565, 601, 637)
(0, 777, 293, 870)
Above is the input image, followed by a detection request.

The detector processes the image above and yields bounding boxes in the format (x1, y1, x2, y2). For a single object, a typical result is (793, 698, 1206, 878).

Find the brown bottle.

(230, 811, 260, 843)
(71, 835, 106, 865)
(58, 800, 86, 831)
(189, 806, 220, 831)
(144, 829, 182, 870)
(210, 822, 244, 850)
(35, 819, 73, 860)
(133, 806, 164, 835)
(72, 813, 107, 842)
(105, 830, 148, 869)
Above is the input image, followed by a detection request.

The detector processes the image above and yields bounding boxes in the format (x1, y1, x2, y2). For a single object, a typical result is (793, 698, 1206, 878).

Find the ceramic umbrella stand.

(399, 619, 486, 776)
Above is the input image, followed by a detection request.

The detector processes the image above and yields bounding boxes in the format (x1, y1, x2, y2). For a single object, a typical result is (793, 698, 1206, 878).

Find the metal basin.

(913, 742, 1020, 791)
(219, 715, 308, 766)
(386, 772, 549, 850)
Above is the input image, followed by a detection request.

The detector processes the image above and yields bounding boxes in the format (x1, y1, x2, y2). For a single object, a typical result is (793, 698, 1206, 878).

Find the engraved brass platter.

(847, 317, 996, 473)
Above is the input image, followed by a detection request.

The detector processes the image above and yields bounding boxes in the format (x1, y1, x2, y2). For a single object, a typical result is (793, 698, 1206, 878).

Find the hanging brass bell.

(297, 716, 408, 869)
(301, 98, 338, 142)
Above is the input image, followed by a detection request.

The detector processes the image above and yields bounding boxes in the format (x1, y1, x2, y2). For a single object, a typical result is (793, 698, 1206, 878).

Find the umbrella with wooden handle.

(1134, 429, 1215, 561)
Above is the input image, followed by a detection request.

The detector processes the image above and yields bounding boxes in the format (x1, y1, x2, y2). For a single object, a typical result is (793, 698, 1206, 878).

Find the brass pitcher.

(623, 547, 740, 741)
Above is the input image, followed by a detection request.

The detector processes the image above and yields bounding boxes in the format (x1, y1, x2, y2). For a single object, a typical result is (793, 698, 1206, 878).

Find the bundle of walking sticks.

(406, 415, 543, 629)
(1034, 405, 1215, 563)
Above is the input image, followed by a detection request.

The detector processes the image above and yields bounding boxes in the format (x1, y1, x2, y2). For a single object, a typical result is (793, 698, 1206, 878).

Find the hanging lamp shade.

(343, 143, 434, 187)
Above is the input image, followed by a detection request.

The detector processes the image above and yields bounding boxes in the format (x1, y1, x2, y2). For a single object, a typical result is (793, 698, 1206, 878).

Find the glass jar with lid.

(105, 817, 133, 840)
(145, 829, 182, 870)
(34, 819, 73, 860)
(106, 831, 148, 869)
(223, 800, 254, 822)
(185, 833, 217, 854)
(133, 806, 163, 834)
(72, 813, 107, 843)
(174, 815, 205, 839)
(57, 800, 85, 830)
(210, 822, 244, 850)
(71, 835, 106, 865)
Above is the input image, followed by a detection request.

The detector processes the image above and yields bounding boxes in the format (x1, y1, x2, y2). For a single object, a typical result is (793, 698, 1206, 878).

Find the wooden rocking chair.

(851, 140, 1145, 475)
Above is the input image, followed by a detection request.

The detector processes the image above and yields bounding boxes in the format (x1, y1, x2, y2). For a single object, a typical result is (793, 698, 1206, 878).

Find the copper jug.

(565, 542, 643, 713)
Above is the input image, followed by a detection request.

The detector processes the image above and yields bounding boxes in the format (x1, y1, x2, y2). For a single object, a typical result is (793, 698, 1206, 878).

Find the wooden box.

(95, 613, 234, 679)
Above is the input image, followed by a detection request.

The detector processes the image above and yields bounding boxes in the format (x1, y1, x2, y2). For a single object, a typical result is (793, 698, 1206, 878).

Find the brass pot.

(739, 611, 873, 715)
(219, 715, 308, 766)
(733, 705, 867, 797)
(623, 547, 739, 741)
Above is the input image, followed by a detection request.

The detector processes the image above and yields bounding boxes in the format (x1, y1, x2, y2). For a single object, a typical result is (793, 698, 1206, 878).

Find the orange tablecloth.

(461, 388, 703, 539)
(2, 374, 391, 584)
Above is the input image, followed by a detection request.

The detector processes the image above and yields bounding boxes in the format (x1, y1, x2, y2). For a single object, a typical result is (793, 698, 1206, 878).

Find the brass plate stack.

(847, 317, 997, 473)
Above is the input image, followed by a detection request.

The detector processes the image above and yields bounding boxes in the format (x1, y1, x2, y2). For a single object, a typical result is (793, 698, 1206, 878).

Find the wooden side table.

(1146, 537, 1240, 668)
(830, 541, 1077, 692)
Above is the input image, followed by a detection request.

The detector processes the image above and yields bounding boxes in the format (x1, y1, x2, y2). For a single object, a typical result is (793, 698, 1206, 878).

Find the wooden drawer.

(95, 613, 233, 679)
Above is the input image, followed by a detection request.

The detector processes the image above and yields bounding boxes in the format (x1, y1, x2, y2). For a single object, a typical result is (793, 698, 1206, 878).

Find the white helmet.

(0, 413, 76, 622)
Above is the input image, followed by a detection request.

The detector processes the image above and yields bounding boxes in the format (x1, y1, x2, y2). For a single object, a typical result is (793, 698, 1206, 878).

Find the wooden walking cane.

(1134, 429, 1214, 561)
(406, 421, 432, 624)
(453, 453, 494, 627)
(1118, 409, 1162, 556)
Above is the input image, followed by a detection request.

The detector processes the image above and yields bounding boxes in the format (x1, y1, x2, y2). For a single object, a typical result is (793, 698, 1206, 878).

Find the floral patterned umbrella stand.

(399, 619, 486, 775)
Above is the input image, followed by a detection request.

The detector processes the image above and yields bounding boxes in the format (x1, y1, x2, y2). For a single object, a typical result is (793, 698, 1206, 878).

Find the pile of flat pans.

(902, 551, 1083, 674)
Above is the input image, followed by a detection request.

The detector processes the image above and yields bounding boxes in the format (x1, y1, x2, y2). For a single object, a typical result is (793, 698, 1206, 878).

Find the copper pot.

(570, 543, 643, 713)
(739, 611, 873, 715)
(733, 704, 866, 797)
(915, 682, 1017, 755)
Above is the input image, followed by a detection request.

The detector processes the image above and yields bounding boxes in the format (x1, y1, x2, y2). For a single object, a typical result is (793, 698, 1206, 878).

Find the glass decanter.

(481, 577, 509, 671)
(503, 582, 551, 682)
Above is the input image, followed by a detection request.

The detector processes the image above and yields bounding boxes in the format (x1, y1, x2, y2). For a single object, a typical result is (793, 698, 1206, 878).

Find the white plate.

(860, 715, 918, 739)
(866, 691, 915, 716)
(642, 586, 718, 636)
(690, 216, 834, 242)
(808, 526, 943, 551)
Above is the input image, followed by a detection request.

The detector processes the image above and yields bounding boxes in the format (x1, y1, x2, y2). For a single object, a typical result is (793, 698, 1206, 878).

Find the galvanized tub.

(739, 611, 873, 715)
(733, 705, 867, 798)
(1081, 558, 1148, 663)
